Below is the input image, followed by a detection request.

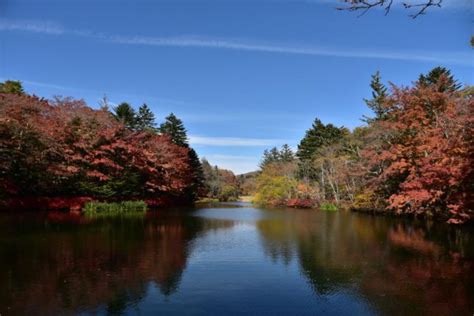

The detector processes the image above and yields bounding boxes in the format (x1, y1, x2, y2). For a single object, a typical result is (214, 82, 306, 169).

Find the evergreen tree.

(363, 71, 388, 122)
(297, 118, 344, 162)
(185, 148, 205, 201)
(0, 80, 24, 94)
(279, 144, 295, 162)
(136, 103, 157, 131)
(113, 102, 136, 129)
(418, 67, 461, 92)
(260, 147, 281, 169)
(260, 149, 271, 169)
(269, 147, 280, 161)
(159, 113, 188, 147)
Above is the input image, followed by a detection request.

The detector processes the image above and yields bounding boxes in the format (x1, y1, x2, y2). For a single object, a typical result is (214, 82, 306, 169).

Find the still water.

(0, 202, 473, 315)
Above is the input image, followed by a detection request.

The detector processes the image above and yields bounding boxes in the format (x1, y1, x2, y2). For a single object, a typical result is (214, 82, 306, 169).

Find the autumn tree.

(201, 159, 240, 201)
(363, 71, 473, 223)
(0, 90, 196, 205)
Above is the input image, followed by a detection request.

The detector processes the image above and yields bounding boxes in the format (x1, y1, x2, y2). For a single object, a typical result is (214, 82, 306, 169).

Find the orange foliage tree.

(0, 93, 193, 203)
(363, 77, 473, 223)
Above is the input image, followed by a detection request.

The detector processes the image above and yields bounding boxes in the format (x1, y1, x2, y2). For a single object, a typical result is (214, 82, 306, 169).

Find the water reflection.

(256, 209, 474, 315)
(0, 206, 473, 315)
(0, 211, 235, 315)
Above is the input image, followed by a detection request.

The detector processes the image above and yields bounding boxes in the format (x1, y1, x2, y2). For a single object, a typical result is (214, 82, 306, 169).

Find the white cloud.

(1, 19, 472, 66)
(0, 19, 64, 34)
(189, 135, 287, 146)
(107, 35, 473, 66)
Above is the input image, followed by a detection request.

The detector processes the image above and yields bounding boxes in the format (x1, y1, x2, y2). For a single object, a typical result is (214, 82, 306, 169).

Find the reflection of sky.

(135, 216, 375, 315)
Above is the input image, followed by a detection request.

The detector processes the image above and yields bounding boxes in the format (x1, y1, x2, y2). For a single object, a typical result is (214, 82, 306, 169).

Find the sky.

(0, 0, 472, 174)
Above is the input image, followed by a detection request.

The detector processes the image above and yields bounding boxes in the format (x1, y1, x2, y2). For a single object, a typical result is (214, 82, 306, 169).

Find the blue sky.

(0, 0, 472, 173)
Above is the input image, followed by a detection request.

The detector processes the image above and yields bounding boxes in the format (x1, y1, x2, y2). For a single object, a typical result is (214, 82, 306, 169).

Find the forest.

(253, 67, 473, 224)
(0, 66, 472, 224)
(0, 81, 206, 209)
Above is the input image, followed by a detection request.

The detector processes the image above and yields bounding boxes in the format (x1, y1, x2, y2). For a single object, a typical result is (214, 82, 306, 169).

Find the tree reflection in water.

(256, 210, 474, 315)
(0, 207, 472, 315)
(0, 211, 235, 315)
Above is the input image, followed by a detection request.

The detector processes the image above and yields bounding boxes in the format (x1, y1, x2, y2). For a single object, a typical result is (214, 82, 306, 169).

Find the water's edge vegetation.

(250, 68, 472, 224)
(0, 67, 472, 224)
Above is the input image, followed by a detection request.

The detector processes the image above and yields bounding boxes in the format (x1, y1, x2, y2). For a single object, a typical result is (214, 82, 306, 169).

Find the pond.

(0, 202, 473, 315)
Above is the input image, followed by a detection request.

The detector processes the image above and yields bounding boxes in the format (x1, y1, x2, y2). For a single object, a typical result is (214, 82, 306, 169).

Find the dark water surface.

(0, 202, 473, 315)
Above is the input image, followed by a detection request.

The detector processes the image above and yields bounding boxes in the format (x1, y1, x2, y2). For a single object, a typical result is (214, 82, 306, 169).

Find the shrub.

(320, 203, 338, 211)
(287, 198, 316, 208)
(83, 201, 147, 217)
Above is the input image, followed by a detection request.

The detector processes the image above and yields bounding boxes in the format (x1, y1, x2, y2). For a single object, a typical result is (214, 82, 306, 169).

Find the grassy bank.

(83, 201, 147, 217)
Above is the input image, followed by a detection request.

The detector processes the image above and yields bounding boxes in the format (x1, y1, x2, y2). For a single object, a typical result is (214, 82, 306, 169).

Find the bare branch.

(337, 0, 443, 18)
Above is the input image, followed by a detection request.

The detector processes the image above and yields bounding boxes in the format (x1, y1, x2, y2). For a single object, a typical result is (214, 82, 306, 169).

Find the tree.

(0, 93, 194, 203)
(260, 145, 295, 169)
(338, 0, 443, 18)
(418, 67, 461, 92)
(363, 77, 473, 223)
(0, 80, 24, 94)
(113, 102, 136, 129)
(364, 71, 389, 122)
(280, 144, 295, 163)
(159, 113, 188, 147)
(185, 148, 205, 201)
(136, 103, 157, 132)
(98, 94, 110, 111)
(297, 119, 345, 181)
(201, 158, 240, 201)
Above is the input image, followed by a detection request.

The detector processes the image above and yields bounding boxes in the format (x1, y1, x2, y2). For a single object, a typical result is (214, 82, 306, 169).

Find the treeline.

(200, 159, 240, 202)
(254, 67, 473, 224)
(0, 81, 205, 208)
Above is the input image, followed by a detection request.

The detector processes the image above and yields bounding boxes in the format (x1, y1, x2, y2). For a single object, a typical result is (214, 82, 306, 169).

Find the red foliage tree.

(0, 93, 194, 205)
(363, 78, 473, 223)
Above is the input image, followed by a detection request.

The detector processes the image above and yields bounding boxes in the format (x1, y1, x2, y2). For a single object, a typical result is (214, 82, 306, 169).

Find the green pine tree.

(159, 113, 188, 147)
(279, 144, 295, 162)
(418, 67, 461, 92)
(260, 147, 281, 169)
(297, 118, 343, 162)
(113, 102, 136, 129)
(0, 80, 25, 94)
(296, 118, 344, 180)
(363, 71, 388, 122)
(185, 148, 205, 201)
(136, 103, 157, 131)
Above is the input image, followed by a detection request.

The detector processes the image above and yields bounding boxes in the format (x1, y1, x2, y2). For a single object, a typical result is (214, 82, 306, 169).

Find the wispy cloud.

(106, 35, 473, 65)
(0, 19, 64, 34)
(1, 18, 472, 66)
(189, 135, 288, 146)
